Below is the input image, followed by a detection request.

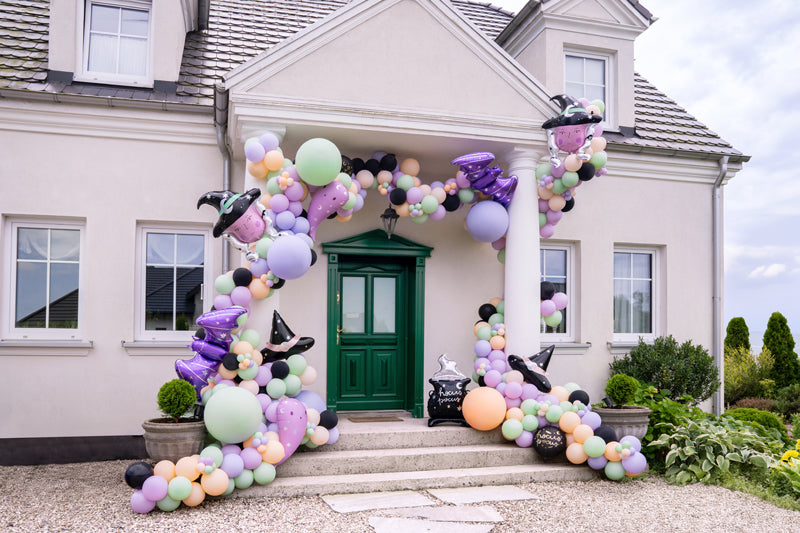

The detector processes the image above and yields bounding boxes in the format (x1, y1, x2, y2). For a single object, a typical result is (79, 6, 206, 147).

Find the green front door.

(334, 259, 408, 410)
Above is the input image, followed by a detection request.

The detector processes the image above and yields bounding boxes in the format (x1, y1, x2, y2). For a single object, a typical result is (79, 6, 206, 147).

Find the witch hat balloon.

(451, 152, 518, 207)
(542, 94, 603, 166)
(529, 344, 555, 372)
(507, 354, 552, 392)
(195, 307, 248, 347)
(197, 188, 265, 241)
(261, 311, 315, 362)
(175, 353, 220, 398)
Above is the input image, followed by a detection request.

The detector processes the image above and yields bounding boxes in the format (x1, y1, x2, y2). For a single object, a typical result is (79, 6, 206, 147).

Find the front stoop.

(240, 412, 596, 498)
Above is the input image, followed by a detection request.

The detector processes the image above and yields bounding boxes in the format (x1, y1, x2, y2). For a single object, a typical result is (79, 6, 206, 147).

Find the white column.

(503, 147, 541, 357)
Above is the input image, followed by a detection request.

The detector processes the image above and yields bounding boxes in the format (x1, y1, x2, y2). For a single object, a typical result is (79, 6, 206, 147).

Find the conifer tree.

(764, 312, 800, 389)
(724, 317, 750, 351)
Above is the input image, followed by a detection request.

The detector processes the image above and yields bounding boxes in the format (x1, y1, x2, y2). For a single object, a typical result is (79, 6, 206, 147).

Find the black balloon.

(562, 198, 575, 213)
(442, 194, 461, 212)
(222, 352, 239, 371)
(327, 212, 337, 219)
(389, 188, 407, 206)
(379, 154, 397, 171)
(351, 157, 365, 174)
(310, 249, 317, 266)
(594, 424, 618, 443)
(272, 278, 286, 290)
(195, 327, 206, 340)
(541, 281, 556, 301)
(319, 409, 339, 429)
(232, 267, 252, 287)
(577, 162, 595, 181)
(124, 461, 153, 489)
(568, 389, 590, 405)
(340, 156, 354, 175)
(533, 426, 567, 458)
(478, 303, 497, 321)
(271, 360, 290, 379)
(364, 158, 380, 175)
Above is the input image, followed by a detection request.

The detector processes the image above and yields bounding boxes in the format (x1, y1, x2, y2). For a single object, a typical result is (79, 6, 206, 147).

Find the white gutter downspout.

(712, 155, 729, 416)
(214, 83, 232, 274)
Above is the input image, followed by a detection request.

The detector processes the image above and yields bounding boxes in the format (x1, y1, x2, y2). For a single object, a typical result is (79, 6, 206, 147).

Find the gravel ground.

(1, 460, 799, 532)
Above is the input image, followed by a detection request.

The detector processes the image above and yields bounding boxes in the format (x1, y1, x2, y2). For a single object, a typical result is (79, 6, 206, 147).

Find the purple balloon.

(515, 430, 534, 448)
(230, 285, 253, 307)
(256, 393, 271, 411)
(540, 300, 557, 317)
(540, 223, 555, 239)
(291, 217, 310, 235)
(484, 369, 502, 388)
(141, 475, 168, 502)
(266, 234, 312, 280)
(488, 349, 506, 362)
(465, 201, 509, 243)
(552, 292, 569, 310)
(474, 357, 490, 371)
(130, 490, 156, 514)
(622, 451, 647, 474)
(259, 132, 280, 151)
(406, 187, 424, 205)
(495, 382, 506, 395)
(620, 435, 642, 453)
(275, 210, 296, 231)
(429, 205, 446, 221)
(288, 200, 303, 217)
(521, 384, 539, 400)
(294, 390, 326, 413)
(587, 455, 608, 470)
(270, 193, 289, 213)
(551, 163, 566, 178)
(546, 209, 563, 224)
(220, 453, 245, 478)
(249, 258, 269, 278)
(581, 410, 602, 430)
(221, 444, 241, 456)
(255, 366, 272, 387)
(326, 426, 340, 445)
(240, 446, 262, 470)
(213, 294, 232, 310)
(538, 199, 549, 212)
(505, 396, 521, 409)
(474, 339, 491, 357)
(276, 398, 308, 465)
(505, 381, 522, 399)
(245, 141, 266, 163)
(284, 181, 305, 201)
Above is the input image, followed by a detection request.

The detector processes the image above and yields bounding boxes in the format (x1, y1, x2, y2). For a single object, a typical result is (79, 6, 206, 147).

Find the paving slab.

(369, 517, 494, 533)
(379, 504, 503, 522)
(322, 490, 436, 513)
(428, 484, 539, 504)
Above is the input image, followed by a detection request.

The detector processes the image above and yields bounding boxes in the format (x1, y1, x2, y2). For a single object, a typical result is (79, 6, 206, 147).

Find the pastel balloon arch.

(123, 95, 620, 513)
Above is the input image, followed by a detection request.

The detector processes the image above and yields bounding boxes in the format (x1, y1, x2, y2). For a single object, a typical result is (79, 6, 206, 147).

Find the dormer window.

(78, 0, 152, 87)
(564, 49, 615, 128)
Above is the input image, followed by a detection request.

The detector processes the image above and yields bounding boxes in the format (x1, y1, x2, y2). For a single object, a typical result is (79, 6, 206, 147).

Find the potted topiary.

(141, 379, 207, 462)
(592, 373, 651, 441)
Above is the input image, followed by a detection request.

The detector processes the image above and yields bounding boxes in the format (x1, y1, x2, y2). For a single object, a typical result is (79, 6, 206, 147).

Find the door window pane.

(373, 277, 396, 333)
(342, 276, 365, 333)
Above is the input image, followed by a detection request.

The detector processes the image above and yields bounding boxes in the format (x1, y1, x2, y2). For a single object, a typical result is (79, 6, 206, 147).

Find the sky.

(495, 0, 800, 351)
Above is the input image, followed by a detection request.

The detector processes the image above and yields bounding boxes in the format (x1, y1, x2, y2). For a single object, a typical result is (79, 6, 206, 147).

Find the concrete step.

(278, 443, 544, 477)
(241, 463, 597, 498)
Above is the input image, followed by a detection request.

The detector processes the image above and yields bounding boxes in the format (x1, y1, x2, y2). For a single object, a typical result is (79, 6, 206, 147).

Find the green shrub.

(775, 383, 800, 419)
(604, 374, 639, 406)
(764, 312, 800, 389)
(724, 407, 790, 444)
(732, 397, 777, 412)
(725, 317, 751, 351)
(157, 379, 197, 422)
(724, 346, 773, 406)
(610, 335, 719, 403)
(792, 414, 800, 439)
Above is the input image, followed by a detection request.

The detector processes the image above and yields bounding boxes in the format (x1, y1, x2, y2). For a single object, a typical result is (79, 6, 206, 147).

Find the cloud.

(747, 263, 787, 279)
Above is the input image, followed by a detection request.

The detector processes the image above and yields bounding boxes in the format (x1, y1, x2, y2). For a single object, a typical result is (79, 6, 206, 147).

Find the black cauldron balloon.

(427, 354, 471, 427)
(542, 94, 602, 167)
(450, 152, 517, 207)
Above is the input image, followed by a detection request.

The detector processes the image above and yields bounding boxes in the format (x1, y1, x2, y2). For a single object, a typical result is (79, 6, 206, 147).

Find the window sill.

(0, 339, 93, 356)
(122, 340, 192, 356)
(608, 339, 652, 356)
(541, 342, 591, 357)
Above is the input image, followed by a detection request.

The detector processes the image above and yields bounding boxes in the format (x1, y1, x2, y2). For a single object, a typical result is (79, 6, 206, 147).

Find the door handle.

(337, 326, 346, 345)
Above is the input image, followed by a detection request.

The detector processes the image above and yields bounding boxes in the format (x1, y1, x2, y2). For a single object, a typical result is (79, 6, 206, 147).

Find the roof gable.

(545, 0, 651, 28)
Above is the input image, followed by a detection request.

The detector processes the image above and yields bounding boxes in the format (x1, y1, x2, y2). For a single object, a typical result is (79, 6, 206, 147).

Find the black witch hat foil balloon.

(542, 94, 603, 167)
(260, 310, 315, 362)
(450, 152, 518, 207)
(507, 345, 556, 392)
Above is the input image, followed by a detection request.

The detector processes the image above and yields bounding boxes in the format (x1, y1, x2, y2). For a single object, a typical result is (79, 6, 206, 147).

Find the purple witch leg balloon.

(196, 307, 248, 347)
(190, 338, 228, 362)
(451, 152, 518, 207)
(175, 354, 220, 398)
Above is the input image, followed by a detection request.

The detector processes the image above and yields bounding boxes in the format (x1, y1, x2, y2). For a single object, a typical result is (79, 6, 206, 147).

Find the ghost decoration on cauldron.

(542, 94, 603, 168)
(427, 354, 471, 427)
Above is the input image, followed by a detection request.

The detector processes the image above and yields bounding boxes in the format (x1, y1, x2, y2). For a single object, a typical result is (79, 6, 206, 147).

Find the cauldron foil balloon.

(542, 94, 603, 167)
(427, 354, 471, 427)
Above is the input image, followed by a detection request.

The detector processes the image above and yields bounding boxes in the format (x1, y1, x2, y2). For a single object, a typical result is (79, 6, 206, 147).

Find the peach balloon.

(261, 193, 272, 209)
(462, 387, 507, 431)
(300, 366, 317, 385)
(489, 335, 506, 350)
(175, 456, 200, 481)
(154, 460, 176, 481)
(336, 214, 352, 222)
(247, 160, 268, 179)
(505, 407, 524, 421)
(262, 440, 285, 464)
(250, 349, 263, 367)
(217, 364, 237, 380)
(564, 154, 582, 172)
(473, 321, 490, 336)
(505, 370, 524, 384)
(232, 341, 254, 355)
(566, 442, 588, 464)
(248, 278, 270, 299)
(590, 136, 607, 152)
(396, 203, 410, 217)
(376, 170, 393, 185)
(566, 433, 576, 447)
(538, 186, 554, 200)
(558, 411, 581, 433)
(419, 184, 432, 195)
(604, 441, 621, 462)
(306, 408, 321, 426)
(264, 150, 284, 171)
(238, 380, 259, 395)
(489, 297, 502, 307)
(572, 424, 594, 444)
(550, 385, 569, 402)
(548, 195, 567, 212)
(200, 469, 229, 496)
(182, 482, 205, 507)
(432, 187, 446, 203)
(310, 427, 329, 445)
(400, 158, 420, 176)
(299, 181, 309, 201)
(356, 169, 375, 189)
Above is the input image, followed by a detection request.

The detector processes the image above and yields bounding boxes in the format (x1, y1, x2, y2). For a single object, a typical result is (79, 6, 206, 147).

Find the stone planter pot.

(592, 406, 652, 441)
(142, 419, 207, 462)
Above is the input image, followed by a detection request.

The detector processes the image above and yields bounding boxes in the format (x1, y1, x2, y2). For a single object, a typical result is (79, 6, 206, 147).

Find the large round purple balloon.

(266, 234, 312, 280)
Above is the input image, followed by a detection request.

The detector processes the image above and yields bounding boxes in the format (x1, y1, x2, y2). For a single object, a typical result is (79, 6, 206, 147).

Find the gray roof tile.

(0, 0, 743, 158)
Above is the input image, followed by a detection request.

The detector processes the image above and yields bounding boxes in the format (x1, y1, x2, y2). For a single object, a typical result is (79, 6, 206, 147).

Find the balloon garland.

(464, 296, 648, 479)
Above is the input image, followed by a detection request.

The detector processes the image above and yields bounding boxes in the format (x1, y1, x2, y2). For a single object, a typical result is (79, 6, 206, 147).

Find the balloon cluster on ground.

(538, 95, 608, 239)
(462, 297, 647, 480)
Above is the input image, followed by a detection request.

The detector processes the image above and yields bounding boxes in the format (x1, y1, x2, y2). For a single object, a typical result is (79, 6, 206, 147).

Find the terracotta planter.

(142, 418, 207, 462)
(592, 406, 652, 441)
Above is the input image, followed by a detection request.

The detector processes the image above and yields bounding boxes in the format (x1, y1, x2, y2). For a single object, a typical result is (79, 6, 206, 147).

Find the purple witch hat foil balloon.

(450, 152, 517, 207)
(195, 306, 248, 347)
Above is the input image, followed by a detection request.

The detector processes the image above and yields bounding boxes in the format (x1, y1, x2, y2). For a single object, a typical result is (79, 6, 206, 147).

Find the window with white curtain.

(564, 51, 612, 125)
(136, 225, 211, 341)
(613, 249, 656, 340)
(4, 219, 85, 339)
(80, 0, 152, 86)
(540, 244, 574, 342)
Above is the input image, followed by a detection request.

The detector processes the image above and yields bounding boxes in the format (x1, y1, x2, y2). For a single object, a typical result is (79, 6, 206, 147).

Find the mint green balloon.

(240, 329, 260, 348)
(590, 99, 605, 114)
(238, 363, 258, 381)
(560, 401, 574, 413)
(521, 399, 539, 416)
(502, 419, 523, 440)
(255, 237, 273, 258)
(266, 177, 282, 195)
(551, 178, 568, 195)
(167, 476, 192, 501)
(266, 378, 287, 399)
(543, 310, 562, 327)
(266, 169, 282, 180)
(342, 193, 357, 210)
(522, 414, 539, 432)
(590, 151, 607, 170)
(476, 325, 492, 340)
(156, 495, 181, 512)
(583, 436, 607, 458)
(234, 469, 254, 489)
(545, 405, 563, 423)
(203, 386, 262, 443)
(488, 313, 504, 326)
(561, 171, 579, 188)
(336, 172, 352, 189)
(496, 301, 504, 314)
(536, 163, 553, 179)
(236, 310, 248, 328)
(396, 174, 415, 191)
(604, 460, 626, 480)
(214, 274, 235, 295)
(286, 353, 307, 375)
(411, 214, 428, 224)
(201, 445, 224, 468)
(222, 478, 235, 496)
(497, 249, 505, 264)
(253, 463, 276, 485)
(539, 212, 547, 228)
(283, 374, 302, 397)
(563, 382, 581, 394)
(421, 195, 438, 214)
(458, 188, 475, 203)
(294, 138, 341, 186)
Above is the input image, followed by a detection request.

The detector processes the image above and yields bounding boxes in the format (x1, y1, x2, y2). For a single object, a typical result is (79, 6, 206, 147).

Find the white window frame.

(613, 246, 658, 343)
(540, 243, 574, 343)
(564, 47, 616, 130)
(75, 0, 154, 87)
(2, 218, 87, 341)
(134, 224, 212, 342)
